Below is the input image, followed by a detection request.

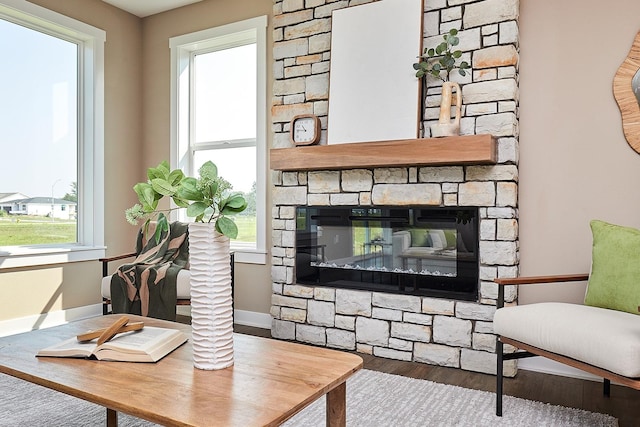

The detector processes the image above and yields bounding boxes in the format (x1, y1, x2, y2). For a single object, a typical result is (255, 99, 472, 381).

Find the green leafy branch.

(126, 160, 247, 242)
(413, 29, 470, 82)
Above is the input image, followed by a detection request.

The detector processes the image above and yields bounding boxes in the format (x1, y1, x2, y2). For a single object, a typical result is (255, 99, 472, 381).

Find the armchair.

(494, 274, 640, 415)
(494, 219, 640, 417)
(99, 252, 192, 315)
(99, 223, 234, 319)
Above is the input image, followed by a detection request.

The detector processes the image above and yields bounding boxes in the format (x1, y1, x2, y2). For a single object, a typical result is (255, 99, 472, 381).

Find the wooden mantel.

(270, 134, 496, 171)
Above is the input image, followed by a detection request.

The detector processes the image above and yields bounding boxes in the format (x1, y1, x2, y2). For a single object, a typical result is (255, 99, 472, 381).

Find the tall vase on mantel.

(430, 81, 462, 138)
(188, 222, 234, 370)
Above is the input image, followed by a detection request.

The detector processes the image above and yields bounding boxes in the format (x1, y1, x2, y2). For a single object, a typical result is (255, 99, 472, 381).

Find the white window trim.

(0, 0, 106, 269)
(169, 16, 267, 265)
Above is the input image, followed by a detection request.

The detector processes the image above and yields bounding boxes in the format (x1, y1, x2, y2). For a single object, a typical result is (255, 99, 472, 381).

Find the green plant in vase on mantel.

(413, 28, 469, 81)
(126, 160, 247, 242)
(412, 29, 470, 138)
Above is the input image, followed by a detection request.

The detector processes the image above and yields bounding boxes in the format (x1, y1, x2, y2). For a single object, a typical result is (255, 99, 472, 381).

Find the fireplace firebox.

(295, 206, 479, 301)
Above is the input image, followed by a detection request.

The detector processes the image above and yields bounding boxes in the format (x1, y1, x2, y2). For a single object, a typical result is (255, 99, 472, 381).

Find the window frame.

(0, 0, 105, 269)
(169, 16, 268, 265)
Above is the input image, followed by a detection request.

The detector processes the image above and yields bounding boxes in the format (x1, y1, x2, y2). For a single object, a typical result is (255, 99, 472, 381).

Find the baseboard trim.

(0, 304, 103, 337)
(177, 306, 272, 330)
(234, 309, 272, 329)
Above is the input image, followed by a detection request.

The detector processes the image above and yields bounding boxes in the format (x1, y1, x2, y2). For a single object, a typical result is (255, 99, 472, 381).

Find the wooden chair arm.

(99, 252, 136, 277)
(494, 274, 589, 286)
(495, 273, 589, 308)
(98, 252, 136, 263)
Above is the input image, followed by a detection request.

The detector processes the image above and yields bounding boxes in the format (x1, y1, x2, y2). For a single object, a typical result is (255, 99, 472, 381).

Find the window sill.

(0, 245, 106, 270)
(230, 246, 268, 265)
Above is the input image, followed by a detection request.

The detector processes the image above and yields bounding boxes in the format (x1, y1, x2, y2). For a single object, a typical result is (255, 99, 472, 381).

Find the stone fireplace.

(270, 0, 520, 376)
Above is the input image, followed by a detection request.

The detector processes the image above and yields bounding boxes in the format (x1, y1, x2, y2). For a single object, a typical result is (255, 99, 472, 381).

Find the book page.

(96, 326, 187, 362)
(99, 327, 171, 354)
(37, 337, 95, 358)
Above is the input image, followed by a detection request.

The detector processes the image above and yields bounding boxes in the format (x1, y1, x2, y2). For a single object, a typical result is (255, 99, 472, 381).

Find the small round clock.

(290, 114, 321, 146)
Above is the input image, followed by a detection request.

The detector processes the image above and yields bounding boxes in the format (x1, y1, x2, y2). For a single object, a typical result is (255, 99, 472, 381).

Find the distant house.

(0, 192, 29, 214)
(3, 196, 77, 220)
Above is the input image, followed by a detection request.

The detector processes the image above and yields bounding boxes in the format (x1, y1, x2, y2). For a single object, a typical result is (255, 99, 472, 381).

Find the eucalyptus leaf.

(168, 169, 185, 186)
(411, 28, 468, 82)
(172, 196, 190, 208)
(177, 177, 202, 200)
(221, 200, 248, 215)
(134, 182, 156, 211)
(126, 159, 247, 239)
(151, 178, 177, 196)
(147, 161, 170, 181)
(198, 161, 218, 181)
(216, 216, 238, 239)
(186, 201, 207, 218)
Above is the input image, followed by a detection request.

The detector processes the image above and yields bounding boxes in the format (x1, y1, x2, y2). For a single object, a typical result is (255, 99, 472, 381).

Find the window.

(170, 16, 267, 264)
(0, 0, 105, 268)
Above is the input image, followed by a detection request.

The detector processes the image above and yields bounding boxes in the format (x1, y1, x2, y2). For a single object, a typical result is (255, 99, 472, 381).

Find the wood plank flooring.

(232, 324, 640, 427)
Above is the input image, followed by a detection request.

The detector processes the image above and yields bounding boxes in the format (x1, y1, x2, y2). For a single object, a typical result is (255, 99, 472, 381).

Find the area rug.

(0, 369, 617, 426)
(284, 369, 618, 427)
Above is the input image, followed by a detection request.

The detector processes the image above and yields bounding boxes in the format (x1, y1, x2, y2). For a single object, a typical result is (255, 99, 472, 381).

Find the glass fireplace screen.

(295, 206, 479, 300)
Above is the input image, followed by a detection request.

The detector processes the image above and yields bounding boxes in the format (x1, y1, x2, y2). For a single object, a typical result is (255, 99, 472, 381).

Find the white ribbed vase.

(188, 222, 234, 370)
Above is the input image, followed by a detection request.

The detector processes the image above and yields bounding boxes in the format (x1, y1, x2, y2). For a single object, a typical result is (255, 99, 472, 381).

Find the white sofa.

(391, 229, 457, 273)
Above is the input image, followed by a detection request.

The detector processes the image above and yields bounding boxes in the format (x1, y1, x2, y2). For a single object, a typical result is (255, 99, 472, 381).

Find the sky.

(0, 19, 257, 199)
(0, 18, 77, 199)
(192, 43, 257, 193)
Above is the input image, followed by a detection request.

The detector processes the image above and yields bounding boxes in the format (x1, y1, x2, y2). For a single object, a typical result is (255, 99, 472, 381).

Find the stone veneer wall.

(270, 0, 520, 376)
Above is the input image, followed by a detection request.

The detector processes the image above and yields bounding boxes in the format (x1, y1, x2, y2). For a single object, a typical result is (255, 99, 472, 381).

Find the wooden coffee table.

(0, 315, 363, 426)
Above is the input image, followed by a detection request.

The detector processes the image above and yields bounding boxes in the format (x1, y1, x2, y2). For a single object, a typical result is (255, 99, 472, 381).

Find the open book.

(37, 326, 188, 363)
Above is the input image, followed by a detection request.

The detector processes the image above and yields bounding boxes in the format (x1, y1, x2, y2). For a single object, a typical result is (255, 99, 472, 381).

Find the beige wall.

(140, 0, 274, 315)
(519, 0, 640, 303)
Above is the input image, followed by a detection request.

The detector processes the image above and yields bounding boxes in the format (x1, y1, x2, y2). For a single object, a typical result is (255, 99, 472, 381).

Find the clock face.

(291, 115, 320, 145)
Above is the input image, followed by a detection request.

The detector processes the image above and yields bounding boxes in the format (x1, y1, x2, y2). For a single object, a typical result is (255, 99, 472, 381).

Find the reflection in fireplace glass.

(296, 206, 479, 300)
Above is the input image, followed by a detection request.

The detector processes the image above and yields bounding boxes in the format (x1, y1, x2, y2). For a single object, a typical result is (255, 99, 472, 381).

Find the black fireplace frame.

(295, 206, 480, 301)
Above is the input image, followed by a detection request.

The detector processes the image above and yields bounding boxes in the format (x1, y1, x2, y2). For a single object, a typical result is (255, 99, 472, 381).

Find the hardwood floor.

(233, 324, 640, 427)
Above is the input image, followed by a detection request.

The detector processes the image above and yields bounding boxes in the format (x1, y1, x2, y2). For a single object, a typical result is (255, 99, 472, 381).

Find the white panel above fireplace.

(327, 0, 422, 145)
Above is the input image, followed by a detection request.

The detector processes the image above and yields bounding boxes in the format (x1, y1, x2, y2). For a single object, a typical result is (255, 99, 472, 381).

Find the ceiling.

(101, 0, 203, 18)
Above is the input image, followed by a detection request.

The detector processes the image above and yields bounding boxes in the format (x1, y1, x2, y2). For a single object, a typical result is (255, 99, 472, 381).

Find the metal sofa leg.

(496, 338, 504, 416)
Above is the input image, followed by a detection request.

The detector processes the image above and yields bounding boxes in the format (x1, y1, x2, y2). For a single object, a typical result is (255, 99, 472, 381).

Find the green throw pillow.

(409, 229, 429, 247)
(443, 230, 457, 249)
(584, 220, 640, 315)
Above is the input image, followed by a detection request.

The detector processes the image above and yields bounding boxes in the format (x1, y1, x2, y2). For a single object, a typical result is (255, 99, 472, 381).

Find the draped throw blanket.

(110, 222, 189, 321)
